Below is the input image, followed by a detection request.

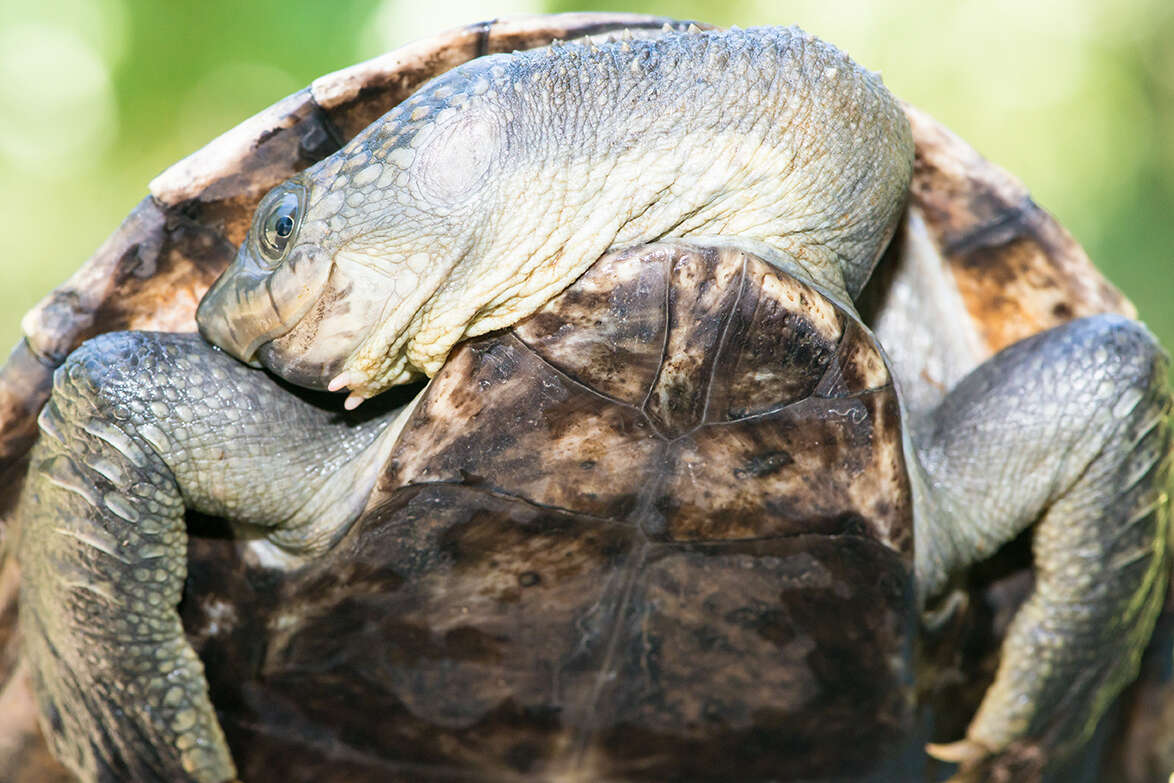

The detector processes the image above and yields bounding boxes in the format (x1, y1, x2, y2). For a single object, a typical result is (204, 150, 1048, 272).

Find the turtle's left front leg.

(913, 314, 1172, 769)
(15, 332, 407, 782)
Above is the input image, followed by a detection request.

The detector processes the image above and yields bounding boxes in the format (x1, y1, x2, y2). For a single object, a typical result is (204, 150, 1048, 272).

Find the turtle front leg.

(913, 314, 1172, 772)
(15, 332, 404, 782)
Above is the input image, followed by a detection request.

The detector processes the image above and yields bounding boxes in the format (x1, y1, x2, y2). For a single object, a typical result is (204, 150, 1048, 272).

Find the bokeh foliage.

(1, 0, 1171, 372)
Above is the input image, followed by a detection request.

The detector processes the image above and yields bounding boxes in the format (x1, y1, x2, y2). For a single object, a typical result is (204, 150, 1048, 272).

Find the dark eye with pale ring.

(258, 189, 303, 264)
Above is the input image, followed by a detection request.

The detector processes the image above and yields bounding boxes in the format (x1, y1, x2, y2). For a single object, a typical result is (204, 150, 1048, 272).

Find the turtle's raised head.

(197, 61, 506, 399)
(199, 26, 914, 405)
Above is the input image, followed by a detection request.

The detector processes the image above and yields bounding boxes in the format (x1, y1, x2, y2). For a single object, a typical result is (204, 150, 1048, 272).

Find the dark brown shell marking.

(388, 244, 911, 553)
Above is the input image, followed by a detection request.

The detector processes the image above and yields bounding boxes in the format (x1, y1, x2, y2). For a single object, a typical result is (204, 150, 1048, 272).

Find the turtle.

(0, 12, 1169, 783)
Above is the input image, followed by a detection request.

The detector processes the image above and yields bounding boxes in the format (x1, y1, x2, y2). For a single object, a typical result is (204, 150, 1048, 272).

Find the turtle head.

(196, 166, 388, 394)
(197, 88, 499, 401)
(199, 30, 916, 408)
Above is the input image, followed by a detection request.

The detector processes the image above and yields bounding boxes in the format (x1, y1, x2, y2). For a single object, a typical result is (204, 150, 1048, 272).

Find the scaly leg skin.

(914, 314, 1172, 776)
(15, 332, 405, 782)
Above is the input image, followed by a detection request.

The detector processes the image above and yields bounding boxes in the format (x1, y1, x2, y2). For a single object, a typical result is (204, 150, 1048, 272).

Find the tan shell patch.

(20, 198, 227, 364)
(511, 245, 670, 406)
(905, 102, 1135, 357)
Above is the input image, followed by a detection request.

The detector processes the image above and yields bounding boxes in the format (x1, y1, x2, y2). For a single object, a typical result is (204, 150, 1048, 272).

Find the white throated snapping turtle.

(0, 13, 1170, 783)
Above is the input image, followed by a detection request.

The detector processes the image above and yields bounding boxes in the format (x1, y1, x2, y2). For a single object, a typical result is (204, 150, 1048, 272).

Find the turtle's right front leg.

(15, 332, 404, 782)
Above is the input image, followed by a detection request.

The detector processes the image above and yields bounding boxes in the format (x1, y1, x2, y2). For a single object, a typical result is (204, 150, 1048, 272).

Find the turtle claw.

(327, 371, 354, 392)
(921, 588, 968, 633)
(329, 371, 368, 409)
(926, 738, 990, 765)
(926, 738, 994, 783)
(928, 738, 1051, 783)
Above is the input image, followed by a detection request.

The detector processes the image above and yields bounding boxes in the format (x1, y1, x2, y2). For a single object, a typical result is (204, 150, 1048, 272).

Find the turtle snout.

(196, 265, 283, 367)
(197, 235, 336, 373)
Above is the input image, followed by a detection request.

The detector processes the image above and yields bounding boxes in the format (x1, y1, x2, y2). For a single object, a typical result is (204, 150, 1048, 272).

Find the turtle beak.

(197, 245, 306, 367)
(196, 269, 274, 367)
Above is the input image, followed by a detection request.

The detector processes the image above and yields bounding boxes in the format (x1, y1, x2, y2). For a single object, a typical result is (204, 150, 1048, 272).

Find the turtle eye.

(257, 188, 303, 265)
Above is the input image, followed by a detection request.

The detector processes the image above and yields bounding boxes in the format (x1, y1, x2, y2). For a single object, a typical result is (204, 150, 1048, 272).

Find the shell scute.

(385, 243, 912, 554)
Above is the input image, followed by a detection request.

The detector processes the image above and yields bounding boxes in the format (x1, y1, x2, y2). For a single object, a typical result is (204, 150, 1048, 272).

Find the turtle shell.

(180, 242, 916, 782)
(0, 11, 1157, 783)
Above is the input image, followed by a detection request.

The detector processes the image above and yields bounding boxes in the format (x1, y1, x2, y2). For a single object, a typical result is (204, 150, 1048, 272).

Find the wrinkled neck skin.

(198, 26, 914, 402)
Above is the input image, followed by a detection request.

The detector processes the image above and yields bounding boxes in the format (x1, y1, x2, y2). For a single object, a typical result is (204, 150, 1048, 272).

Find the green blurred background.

(1, 0, 1172, 363)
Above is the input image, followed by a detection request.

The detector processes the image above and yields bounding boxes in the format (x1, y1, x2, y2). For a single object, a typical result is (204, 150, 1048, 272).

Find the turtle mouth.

(197, 240, 335, 369)
(254, 337, 347, 391)
(245, 259, 388, 393)
(195, 277, 289, 367)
